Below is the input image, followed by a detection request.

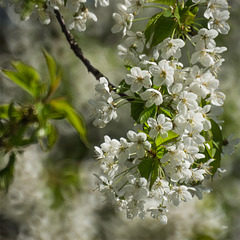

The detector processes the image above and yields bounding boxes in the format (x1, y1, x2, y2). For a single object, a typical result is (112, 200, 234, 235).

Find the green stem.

(143, 5, 167, 11)
(133, 17, 151, 22)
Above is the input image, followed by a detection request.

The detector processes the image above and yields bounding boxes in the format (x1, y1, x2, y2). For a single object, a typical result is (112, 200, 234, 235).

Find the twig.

(54, 9, 133, 101)
(54, 9, 105, 80)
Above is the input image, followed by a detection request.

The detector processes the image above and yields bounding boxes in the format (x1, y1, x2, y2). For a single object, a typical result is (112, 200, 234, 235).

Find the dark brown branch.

(54, 9, 133, 101)
(54, 9, 105, 80)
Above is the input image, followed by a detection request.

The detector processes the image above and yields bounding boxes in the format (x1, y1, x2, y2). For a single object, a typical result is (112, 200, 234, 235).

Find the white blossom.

(169, 185, 193, 206)
(147, 114, 173, 139)
(127, 131, 151, 158)
(156, 37, 185, 59)
(149, 60, 175, 87)
(125, 0, 146, 14)
(140, 88, 163, 107)
(123, 175, 149, 200)
(125, 31, 145, 53)
(147, 207, 168, 224)
(204, 0, 229, 19)
(208, 10, 230, 34)
(125, 67, 151, 92)
(222, 134, 240, 156)
(111, 4, 134, 36)
(192, 28, 218, 51)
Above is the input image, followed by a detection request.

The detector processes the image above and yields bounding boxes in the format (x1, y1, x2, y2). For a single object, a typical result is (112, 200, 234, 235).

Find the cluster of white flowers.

(1, 0, 238, 225)
(1, 0, 110, 30)
(89, 77, 118, 128)
(92, 0, 236, 223)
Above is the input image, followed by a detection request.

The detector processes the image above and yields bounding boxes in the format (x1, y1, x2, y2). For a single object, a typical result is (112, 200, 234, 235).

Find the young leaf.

(43, 49, 57, 84)
(145, 12, 163, 45)
(148, 14, 178, 47)
(139, 104, 158, 124)
(0, 152, 16, 192)
(49, 99, 89, 147)
(0, 105, 10, 119)
(42, 50, 61, 99)
(156, 130, 178, 146)
(159, 107, 175, 119)
(2, 61, 42, 98)
(38, 124, 58, 151)
(179, 7, 196, 25)
(41, 104, 66, 120)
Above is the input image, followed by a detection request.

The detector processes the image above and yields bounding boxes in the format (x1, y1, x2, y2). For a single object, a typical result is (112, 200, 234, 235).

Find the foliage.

(0, 50, 88, 191)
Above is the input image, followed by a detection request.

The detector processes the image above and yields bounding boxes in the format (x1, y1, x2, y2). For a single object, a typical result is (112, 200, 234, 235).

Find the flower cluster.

(1, 0, 110, 30)
(89, 77, 117, 128)
(93, 0, 236, 223)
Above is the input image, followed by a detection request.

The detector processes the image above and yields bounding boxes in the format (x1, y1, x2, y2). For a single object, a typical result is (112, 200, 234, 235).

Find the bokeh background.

(0, 1, 239, 239)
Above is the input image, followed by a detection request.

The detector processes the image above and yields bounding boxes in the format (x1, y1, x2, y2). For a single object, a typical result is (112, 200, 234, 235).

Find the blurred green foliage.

(0, 50, 88, 191)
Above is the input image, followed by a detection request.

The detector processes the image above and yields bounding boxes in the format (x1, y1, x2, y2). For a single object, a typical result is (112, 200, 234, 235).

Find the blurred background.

(0, 1, 239, 239)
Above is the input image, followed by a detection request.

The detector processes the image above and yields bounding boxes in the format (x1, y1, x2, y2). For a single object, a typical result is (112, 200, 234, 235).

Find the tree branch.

(54, 9, 105, 80)
(54, 9, 133, 101)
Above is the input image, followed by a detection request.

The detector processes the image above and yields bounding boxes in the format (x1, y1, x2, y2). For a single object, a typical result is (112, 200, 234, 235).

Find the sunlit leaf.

(156, 130, 178, 146)
(2, 61, 43, 98)
(49, 99, 89, 147)
(42, 49, 61, 99)
(160, 107, 175, 119)
(0, 105, 10, 119)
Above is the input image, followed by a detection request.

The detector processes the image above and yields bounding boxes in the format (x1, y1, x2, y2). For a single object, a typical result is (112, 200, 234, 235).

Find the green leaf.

(163, 9, 173, 17)
(130, 100, 145, 123)
(38, 124, 58, 151)
(139, 105, 158, 124)
(42, 104, 66, 120)
(43, 49, 57, 84)
(146, 13, 178, 47)
(138, 158, 154, 180)
(2, 61, 42, 98)
(156, 146, 166, 158)
(159, 107, 175, 118)
(49, 99, 89, 147)
(179, 6, 196, 25)
(150, 159, 159, 190)
(144, 12, 163, 45)
(210, 119, 223, 151)
(0, 105, 10, 119)
(156, 130, 178, 146)
(116, 80, 131, 94)
(0, 152, 16, 192)
(8, 102, 20, 121)
(42, 50, 61, 99)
